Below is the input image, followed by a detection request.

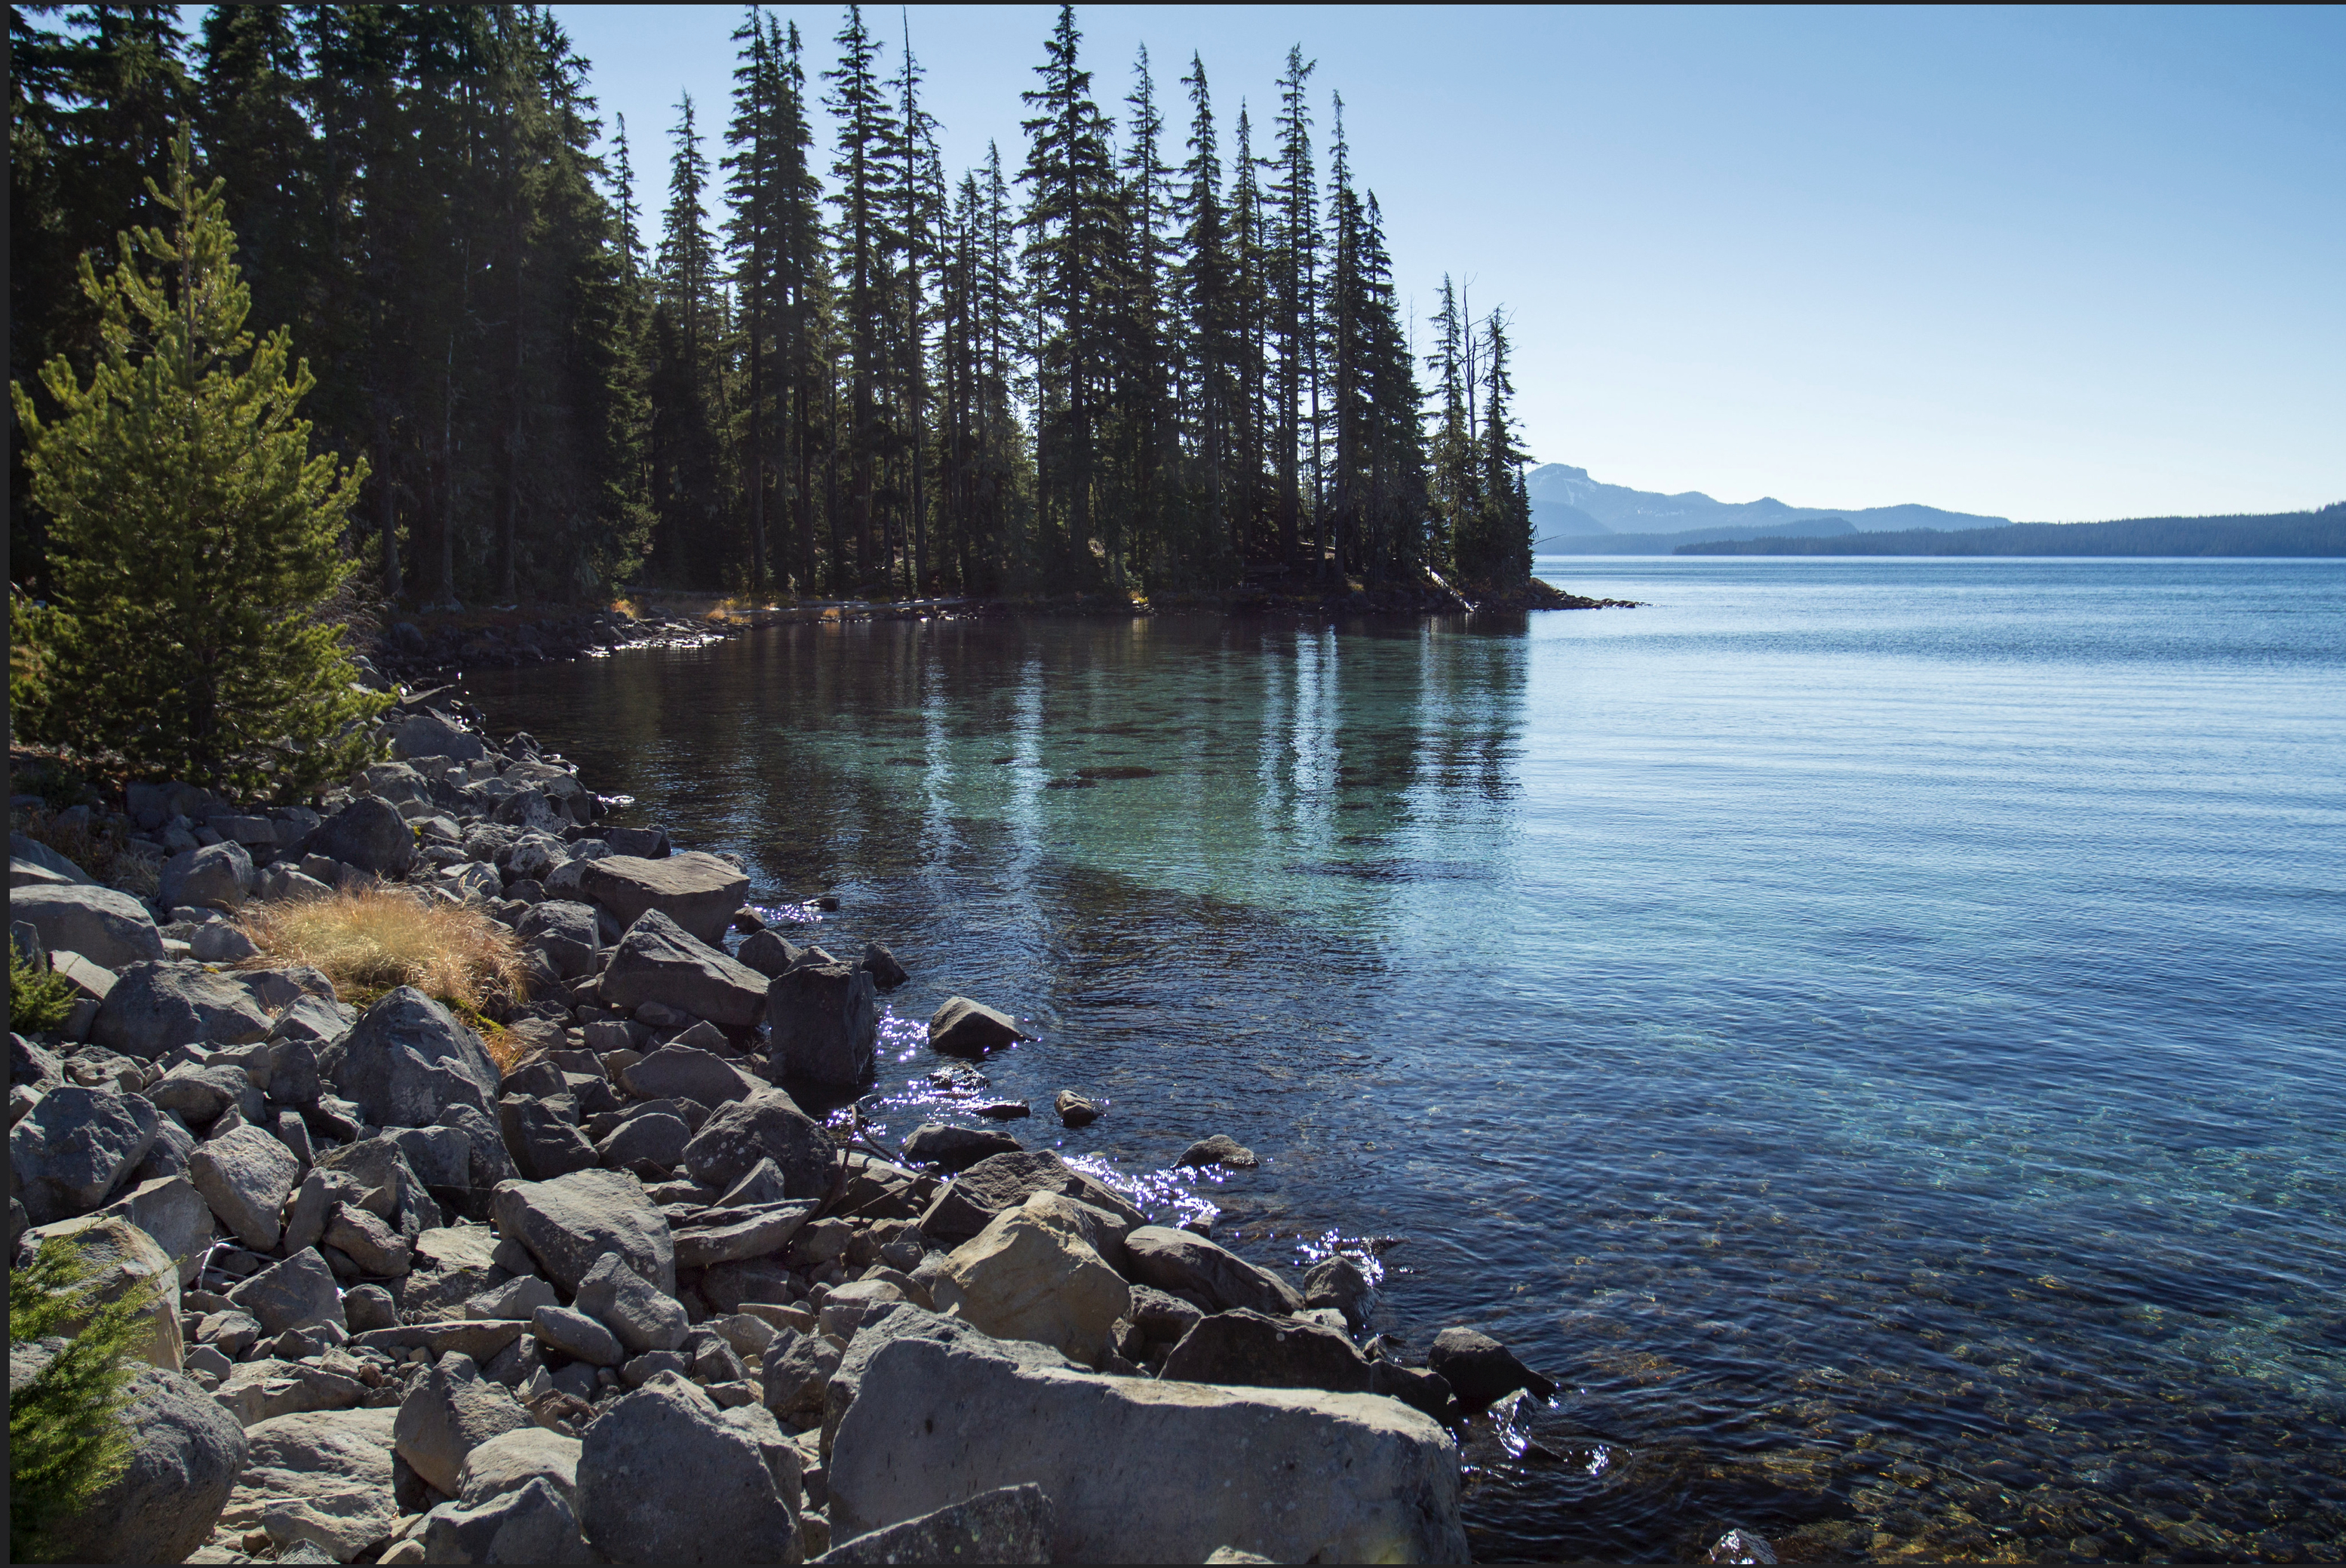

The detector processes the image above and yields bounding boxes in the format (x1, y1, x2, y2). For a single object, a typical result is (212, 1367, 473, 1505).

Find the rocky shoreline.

(4, 681, 1694, 1566)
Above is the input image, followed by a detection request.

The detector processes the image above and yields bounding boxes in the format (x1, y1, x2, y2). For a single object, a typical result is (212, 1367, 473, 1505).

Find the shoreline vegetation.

(6, 666, 1711, 1566)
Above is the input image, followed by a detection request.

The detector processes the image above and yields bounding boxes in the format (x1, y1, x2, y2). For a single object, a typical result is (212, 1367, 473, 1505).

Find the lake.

(462, 557, 2346, 1563)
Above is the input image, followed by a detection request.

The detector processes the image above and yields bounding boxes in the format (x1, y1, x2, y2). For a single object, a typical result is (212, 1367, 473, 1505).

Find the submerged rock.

(926, 996, 1027, 1058)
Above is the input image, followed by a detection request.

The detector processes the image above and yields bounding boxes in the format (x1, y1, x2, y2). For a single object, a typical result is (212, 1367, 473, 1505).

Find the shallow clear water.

(464, 558, 2346, 1563)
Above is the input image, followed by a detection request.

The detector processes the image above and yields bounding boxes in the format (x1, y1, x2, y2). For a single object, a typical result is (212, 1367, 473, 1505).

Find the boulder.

(147, 1061, 259, 1126)
(8, 1083, 161, 1223)
(818, 1484, 1049, 1566)
(596, 1109, 691, 1175)
(929, 1193, 1131, 1366)
(91, 960, 273, 1058)
(1158, 1307, 1375, 1394)
(352, 1321, 527, 1364)
(10, 830, 95, 885)
(1126, 1284, 1205, 1344)
(673, 1201, 817, 1269)
(190, 1125, 302, 1250)
(533, 1304, 624, 1366)
(1304, 1254, 1374, 1331)
(515, 901, 599, 981)
(192, 922, 263, 962)
(225, 1407, 400, 1562)
(818, 1303, 1078, 1459)
(81, 1173, 215, 1284)
(1053, 1090, 1101, 1128)
(576, 853, 751, 947)
(1178, 1134, 1258, 1169)
(467, 1274, 560, 1322)
(714, 1155, 793, 1208)
(269, 993, 356, 1052)
(333, 987, 501, 1130)
(306, 796, 418, 876)
(574, 1376, 801, 1566)
(493, 1168, 676, 1295)
(49, 948, 118, 1005)
(858, 941, 908, 991)
(160, 839, 256, 912)
(830, 1333, 1467, 1564)
(916, 1149, 1147, 1247)
(388, 1124, 471, 1195)
(393, 1352, 533, 1496)
(213, 1354, 369, 1427)
(500, 1094, 599, 1182)
(761, 1329, 842, 1419)
(345, 1284, 399, 1332)
(1426, 1326, 1555, 1410)
(600, 909, 769, 1028)
(735, 929, 803, 978)
(238, 963, 338, 1014)
(622, 1043, 759, 1107)
(17, 1211, 183, 1368)
(440, 1103, 522, 1191)
(1122, 1226, 1304, 1317)
(228, 1249, 349, 1336)
(573, 1252, 689, 1355)
(766, 962, 878, 1088)
(458, 1425, 582, 1505)
(392, 710, 487, 763)
(422, 1474, 595, 1564)
(8, 882, 164, 970)
(898, 1122, 1022, 1174)
(926, 996, 1026, 1058)
(681, 1088, 836, 1199)
(324, 1202, 413, 1275)
(10, 1352, 245, 1565)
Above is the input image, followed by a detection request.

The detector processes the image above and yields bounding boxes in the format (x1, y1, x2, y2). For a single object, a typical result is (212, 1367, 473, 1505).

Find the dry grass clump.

(236, 887, 527, 1017)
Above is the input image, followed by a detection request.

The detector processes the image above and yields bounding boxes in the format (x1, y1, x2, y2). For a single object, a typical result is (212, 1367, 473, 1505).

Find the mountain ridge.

(1527, 462, 2011, 547)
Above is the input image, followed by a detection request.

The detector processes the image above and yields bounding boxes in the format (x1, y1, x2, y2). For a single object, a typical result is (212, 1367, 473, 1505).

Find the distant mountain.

(1540, 516, 1861, 555)
(1526, 462, 2010, 548)
(1676, 504, 2346, 558)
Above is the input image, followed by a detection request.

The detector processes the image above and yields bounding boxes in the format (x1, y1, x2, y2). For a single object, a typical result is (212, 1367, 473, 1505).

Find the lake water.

(463, 557, 2346, 1563)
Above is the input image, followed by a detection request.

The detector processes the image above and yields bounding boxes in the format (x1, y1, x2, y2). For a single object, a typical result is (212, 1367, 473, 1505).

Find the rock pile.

(11, 696, 1545, 1565)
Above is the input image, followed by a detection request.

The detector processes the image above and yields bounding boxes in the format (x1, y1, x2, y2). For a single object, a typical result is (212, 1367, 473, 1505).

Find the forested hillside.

(10, 3, 1537, 606)
(1676, 505, 2346, 558)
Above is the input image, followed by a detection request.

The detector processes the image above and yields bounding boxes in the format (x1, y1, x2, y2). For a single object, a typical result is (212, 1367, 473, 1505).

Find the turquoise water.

(465, 558, 2346, 1562)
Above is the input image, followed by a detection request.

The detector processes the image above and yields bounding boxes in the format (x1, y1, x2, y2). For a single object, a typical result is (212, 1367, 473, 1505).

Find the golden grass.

(236, 887, 527, 1017)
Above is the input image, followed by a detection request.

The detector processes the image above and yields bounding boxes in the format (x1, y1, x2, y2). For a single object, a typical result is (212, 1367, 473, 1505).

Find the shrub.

(8, 127, 388, 800)
(7, 939, 81, 1035)
(236, 887, 527, 1015)
(8, 1235, 155, 1560)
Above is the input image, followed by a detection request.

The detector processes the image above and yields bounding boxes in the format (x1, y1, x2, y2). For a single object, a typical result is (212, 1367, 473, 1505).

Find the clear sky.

(551, 3, 2343, 522)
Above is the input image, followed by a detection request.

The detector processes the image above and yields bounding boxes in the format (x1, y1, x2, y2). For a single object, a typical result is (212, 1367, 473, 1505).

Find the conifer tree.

(10, 128, 387, 799)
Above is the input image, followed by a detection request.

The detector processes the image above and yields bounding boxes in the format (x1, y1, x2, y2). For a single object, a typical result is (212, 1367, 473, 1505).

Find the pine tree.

(10, 128, 388, 799)
(1266, 45, 1319, 572)
(9, 1235, 159, 1561)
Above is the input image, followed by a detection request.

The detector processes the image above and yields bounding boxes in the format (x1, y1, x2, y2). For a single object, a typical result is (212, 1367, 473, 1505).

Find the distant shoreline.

(1531, 502, 2346, 560)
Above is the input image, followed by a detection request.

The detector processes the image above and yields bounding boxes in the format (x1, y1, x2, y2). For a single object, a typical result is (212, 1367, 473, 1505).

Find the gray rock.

(600, 909, 769, 1026)
(467, 1273, 560, 1322)
(681, 1088, 836, 1199)
(1127, 1283, 1206, 1342)
(1303, 1254, 1374, 1331)
(305, 796, 419, 876)
(492, 785, 570, 836)
(161, 839, 256, 912)
(622, 1043, 758, 1107)
(210, 1353, 369, 1427)
(500, 1094, 600, 1181)
(734, 929, 804, 978)
(393, 1351, 533, 1496)
(352, 1321, 527, 1364)
(266, 1038, 325, 1107)
(84, 1173, 215, 1285)
(817, 1483, 1049, 1566)
(1053, 1090, 1101, 1128)
(8, 882, 165, 970)
(388, 1124, 471, 1193)
(8, 1082, 162, 1223)
(146, 1061, 258, 1126)
(190, 1124, 302, 1250)
(829, 1332, 1466, 1564)
(760, 1329, 842, 1418)
(10, 830, 95, 885)
(392, 711, 487, 763)
(1178, 1133, 1259, 1169)
(132, 1111, 197, 1184)
(493, 1167, 676, 1295)
(1367, 1360, 1457, 1425)
(190, 921, 263, 962)
(600, 825, 668, 858)
(819, 1303, 1078, 1459)
(459, 1424, 582, 1505)
(574, 1376, 800, 1566)
(228, 1248, 349, 1336)
(8, 1350, 246, 1566)
(345, 1283, 400, 1333)
(597, 1109, 692, 1174)
(12, 1031, 64, 1089)
(1158, 1307, 1375, 1393)
(926, 996, 1027, 1058)
(898, 1122, 1023, 1174)
(325, 1201, 414, 1275)
(423, 1474, 595, 1563)
(857, 941, 908, 991)
(269, 994, 355, 1056)
(90, 959, 274, 1059)
(1426, 1325, 1554, 1410)
(714, 1155, 792, 1208)
(439, 1102, 522, 1191)
(916, 1149, 1147, 1247)
(1710, 1527, 1782, 1565)
(515, 900, 600, 981)
(577, 852, 749, 946)
(334, 986, 501, 1128)
(533, 1303, 625, 1367)
(573, 1252, 689, 1355)
(14, 1211, 184, 1368)
(767, 962, 878, 1087)
(236, 963, 338, 1014)
(1122, 1226, 1305, 1318)
(226, 1406, 399, 1560)
(674, 1201, 818, 1269)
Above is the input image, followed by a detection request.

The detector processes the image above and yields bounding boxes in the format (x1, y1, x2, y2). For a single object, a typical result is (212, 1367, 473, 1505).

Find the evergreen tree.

(1266, 45, 1319, 571)
(10, 129, 388, 798)
(10, 1235, 158, 1561)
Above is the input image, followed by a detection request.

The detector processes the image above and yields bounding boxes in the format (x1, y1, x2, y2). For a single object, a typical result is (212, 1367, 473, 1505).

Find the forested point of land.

(11, 2, 1540, 609)
(1675, 505, 2346, 559)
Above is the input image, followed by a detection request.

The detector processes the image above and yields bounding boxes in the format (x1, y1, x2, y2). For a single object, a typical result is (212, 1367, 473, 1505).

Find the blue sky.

(549, 5, 2345, 521)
